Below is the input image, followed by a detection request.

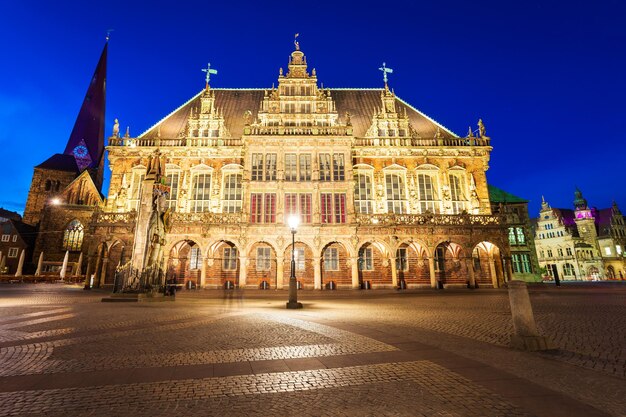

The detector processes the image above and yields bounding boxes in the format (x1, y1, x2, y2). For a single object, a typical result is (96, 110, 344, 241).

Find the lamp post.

(286, 215, 303, 309)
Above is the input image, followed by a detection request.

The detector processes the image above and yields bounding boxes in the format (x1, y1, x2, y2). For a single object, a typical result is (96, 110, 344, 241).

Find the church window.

(396, 248, 408, 271)
(256, 247, 271, 271)
(299, 154, 312, 181)
(189, 246, 202, 270)
(354, 173, 373, 214)
(323, 247, 339, 271)
(265, 154, 277, 181)
(332, 154, 345, 181)
(62, 220, 84, 251)
(358, 247, 373, 271)
(129, 170, 145, 211)
(251, 154, 264, 181)
(449, 174, 465, 214)
(417, 174, 437, 214)
(8, 248, 18, 258)
(319, 154, 332, 181)
(285, 154, 297, 181)
(386, 173, 407, 214)
(191, 171, 211, 213)
(222, 173, 242, 213)
(222, 247, 237, 271)
(165, 172, 180, 211)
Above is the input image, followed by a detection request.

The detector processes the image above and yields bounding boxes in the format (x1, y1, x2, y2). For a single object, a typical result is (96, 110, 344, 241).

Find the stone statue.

(243, 110, 252, 125)
(478, 119, 486, 137)
(467, 126, 473, 138)
(112, 119, 120, 137)
(146, 150, 165, 180)
(144, 189, 168, 271)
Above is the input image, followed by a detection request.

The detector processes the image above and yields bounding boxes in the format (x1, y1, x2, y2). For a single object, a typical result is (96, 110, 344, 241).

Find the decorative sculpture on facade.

(112, 118, 120, 137)
(478, 119, 486, 137)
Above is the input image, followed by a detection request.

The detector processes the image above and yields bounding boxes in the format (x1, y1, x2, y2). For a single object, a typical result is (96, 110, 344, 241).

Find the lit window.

(448, 174, 465, 214)
(189, 246, 202, 269)
(251, 154, 263, 181)
(354, 173, 373, 214)
(516, 228, 525, 244)
(332, 154, 345, 181)
(12, 235, 18, 242)
(319, 154, 332, 181)
(324, 247, 339, 271)
(512, 254, 521, 273)
(62, 220, 84, 251)
(417, 173, 437, 214)
(256, 247, 271, 271)
(386, 173, 407, 214)
(520, 254, 532, 273)
(165, 172, 180, 211)
(299, 154, 312, 181)
(265, 154, 277, 181)
(563, 263, 575, 276)
(605, 247, 612, 256)
(1, 235, 9, 242)
(285, 154, 297, 181)
(222, 173, 242, 213)
(190, 171, 211, 212)
(617, 245, 622, 255)
(508, 228, 516, 245)
(8, 247, 18, 258)
(222, 247, 237, 270)
(358, 247, 373, 271)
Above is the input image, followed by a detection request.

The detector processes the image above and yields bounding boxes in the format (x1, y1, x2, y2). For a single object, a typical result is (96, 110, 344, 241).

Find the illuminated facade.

(534, 190, 626, 280)
(28, 43, 515, 289)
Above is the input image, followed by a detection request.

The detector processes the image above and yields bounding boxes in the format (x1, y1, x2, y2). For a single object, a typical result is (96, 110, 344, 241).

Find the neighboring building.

(489, 185, 540, 281)
(0, 219, 36, 274)
(27, 40, 515, 290)
(534, 190, 626, 281)
(0, 208, 22, 223)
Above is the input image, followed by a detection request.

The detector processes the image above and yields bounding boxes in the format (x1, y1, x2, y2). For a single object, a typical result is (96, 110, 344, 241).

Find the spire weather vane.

(202, 63, 218, 87)
(378, 62, 393, 85)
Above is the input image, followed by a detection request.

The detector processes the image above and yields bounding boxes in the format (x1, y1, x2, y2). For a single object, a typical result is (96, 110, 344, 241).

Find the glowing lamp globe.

(288, 215, 300, 231)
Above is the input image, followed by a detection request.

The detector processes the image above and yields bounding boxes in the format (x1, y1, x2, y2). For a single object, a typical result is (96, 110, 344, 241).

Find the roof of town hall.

(138, 88, 459, 140)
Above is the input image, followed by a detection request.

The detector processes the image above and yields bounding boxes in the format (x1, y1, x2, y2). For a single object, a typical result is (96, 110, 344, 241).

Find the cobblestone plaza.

(0, 284, 624, 416)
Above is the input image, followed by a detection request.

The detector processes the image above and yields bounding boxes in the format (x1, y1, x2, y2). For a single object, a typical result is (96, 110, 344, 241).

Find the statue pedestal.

(507, 280, 555, 351)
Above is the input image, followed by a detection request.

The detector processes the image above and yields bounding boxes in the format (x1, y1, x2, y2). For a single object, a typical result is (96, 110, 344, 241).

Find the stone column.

(93, 253, 102, 288)
(508, 280, 553, 350)
(84, 256, 94, 289)
(466, 258, 476, 288)
(505, 256, 514, 282)
(350, 257, 360, 289)
(428, 256, 437, 288)
(390, 256, 398, 287)
(489, 257, 498, 288)
(200, 257, 206, 288)
(313, 256, 322, 290)
(276, 255, 284, 289)
(238, 256, 247, 287)
(99, 256, 109, 288)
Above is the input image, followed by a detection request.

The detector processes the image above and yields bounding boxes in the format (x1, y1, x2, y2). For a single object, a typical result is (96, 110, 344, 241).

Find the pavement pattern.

(0, 283, 624, 417)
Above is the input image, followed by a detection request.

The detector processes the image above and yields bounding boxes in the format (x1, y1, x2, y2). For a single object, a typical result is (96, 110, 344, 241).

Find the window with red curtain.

(264, 193, 276, 223)
(300, 194, 312, 224)
(250, 193, 262, 223)
(321, 193, 333, 223)
(334, 194, 346, 223)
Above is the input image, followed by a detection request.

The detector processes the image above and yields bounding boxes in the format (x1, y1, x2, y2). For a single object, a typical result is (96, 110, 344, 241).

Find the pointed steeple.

(63, 40, 107, 189)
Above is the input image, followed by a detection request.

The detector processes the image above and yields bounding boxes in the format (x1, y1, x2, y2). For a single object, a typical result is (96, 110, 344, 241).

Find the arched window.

(63, 220, 84, 251)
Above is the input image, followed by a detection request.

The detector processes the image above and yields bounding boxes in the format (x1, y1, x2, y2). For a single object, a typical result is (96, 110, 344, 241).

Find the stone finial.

(124, 126, 130, 138)
(467, 126, 473, 138)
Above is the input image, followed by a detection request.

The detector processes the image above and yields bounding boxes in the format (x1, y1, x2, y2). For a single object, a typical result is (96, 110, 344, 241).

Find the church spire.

(63, 39, 107, 188)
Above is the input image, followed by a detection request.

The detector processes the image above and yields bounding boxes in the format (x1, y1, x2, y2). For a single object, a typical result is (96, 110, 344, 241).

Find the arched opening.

(435, 242, 466, 288)
(206, 240, 239, 289)
(321, 242, 349, 289)
(247, 242, 277, 289)
(396, 241, 430, 288)
(472, 241, 503, 288)
(167, 240, 202, 289)
(357, 241, 391, 288)
(588, 266, 600, 281)
(606, 266, 615, 279)
(282, 242, 314, 289)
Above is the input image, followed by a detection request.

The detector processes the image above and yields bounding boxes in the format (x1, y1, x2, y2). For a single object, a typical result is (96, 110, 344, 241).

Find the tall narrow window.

(165, 172, 180, 211)
(250, 193, 263, 223)
(265, 154, 277, 181)
(509, 228, 517, 245)
(285, 193, 298, 218)
(191, 171, 211, 212)
(396, 248, 408, 271)
(334, 194, 346, 223)
(222, 173, 242, 213)
(223, 247, 237, 270)
(319, 154, 332, 181)
(354, 173, 373, 214)
(62, 220, 84, 251)
(521, 254, 532, 273)
(385, 173, 406, 214)
(251, 154, 263, 181)
(264, 193, 276, 223)
(332, 154, 345, 181)
(129, 170, 145, 211)
(300, 194, 312, 224)
(448, 174, 465, 214)
(299, 154, 312, 181)
(294, 248, 305, 270)
(256, 247, 271, 271)
(285, 154, 297, 181)
(417, 174, 437, 213)
(358, 247, 373, 270)
(189, 246, 202, 269)
(324, 247, 339, 271)
(321, 193, 333, 223)
(516, 227, 525, 244)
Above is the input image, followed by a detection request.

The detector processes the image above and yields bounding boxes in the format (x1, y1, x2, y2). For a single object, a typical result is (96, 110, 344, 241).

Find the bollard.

(507, 280, 554, 351)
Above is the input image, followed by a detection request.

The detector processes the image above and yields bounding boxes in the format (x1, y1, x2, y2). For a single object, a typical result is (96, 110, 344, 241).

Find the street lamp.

(286, 215, 303, 309)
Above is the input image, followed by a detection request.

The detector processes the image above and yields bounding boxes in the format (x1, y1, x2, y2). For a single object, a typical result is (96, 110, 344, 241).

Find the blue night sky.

(1, 1, 625, 217)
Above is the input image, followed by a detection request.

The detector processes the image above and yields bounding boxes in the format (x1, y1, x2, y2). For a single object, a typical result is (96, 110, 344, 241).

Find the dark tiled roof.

(35, 154, 79, 172)
(0, 208, 21, 221)
(487, 185, 528, 203)
(0, 219, 37, 247)
(139, 88, 457, 140)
